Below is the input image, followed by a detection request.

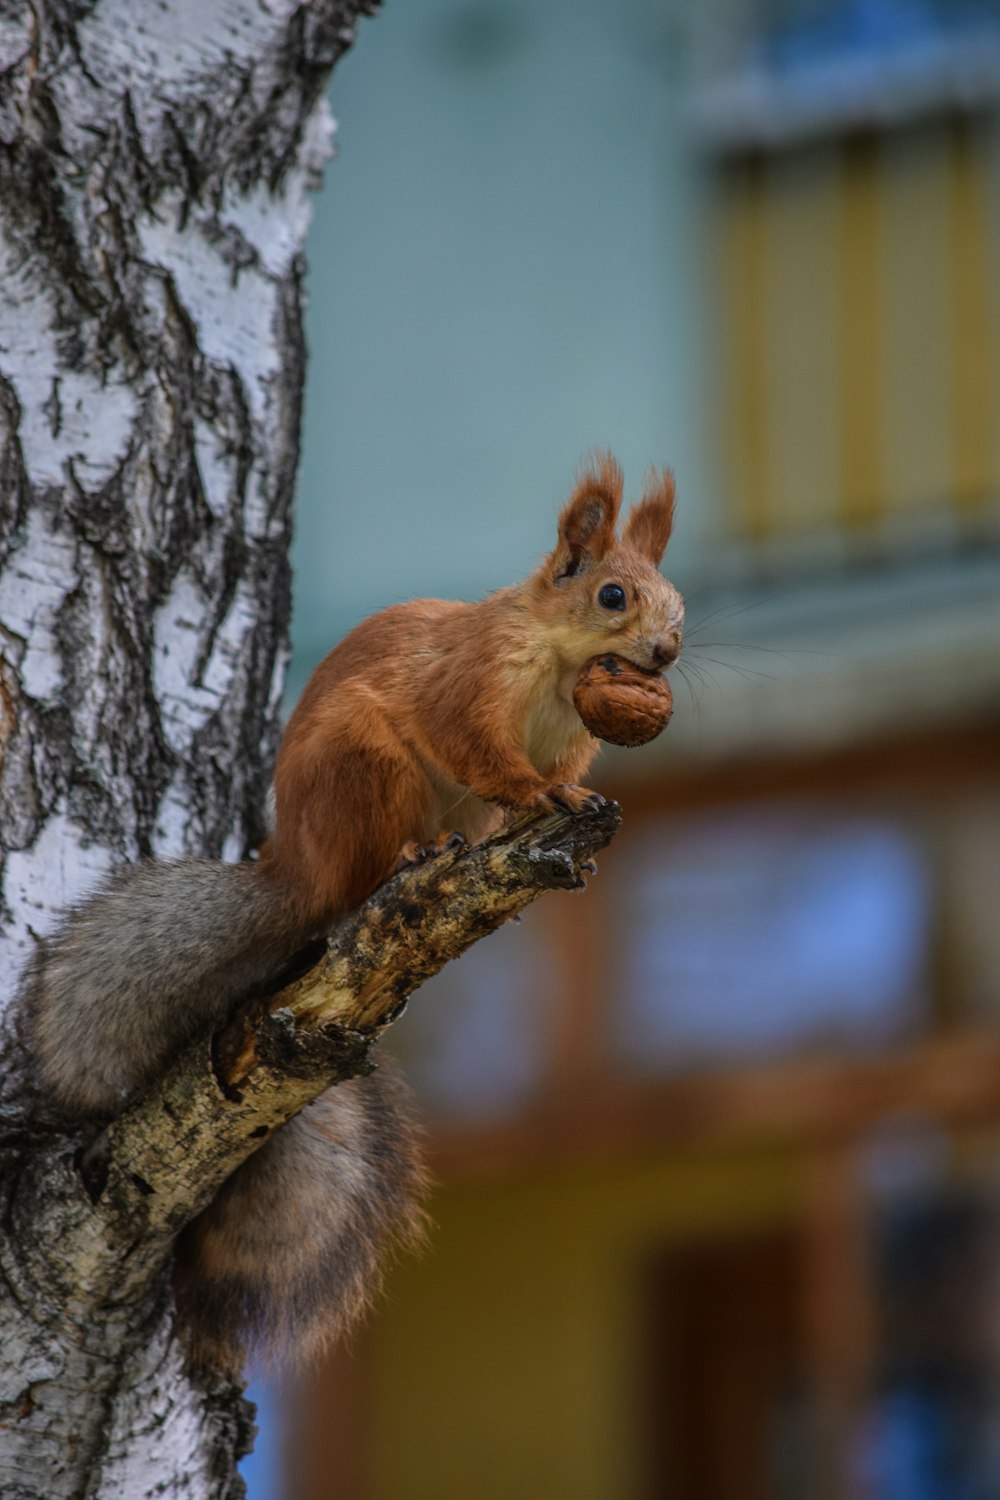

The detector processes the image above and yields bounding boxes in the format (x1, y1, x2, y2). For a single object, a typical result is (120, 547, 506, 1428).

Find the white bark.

(0, 0, 354, 980)
(0, 2, 374, 1494)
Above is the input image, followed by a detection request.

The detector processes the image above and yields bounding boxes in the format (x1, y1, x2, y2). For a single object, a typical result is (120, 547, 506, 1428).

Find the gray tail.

(24, 859, 318, 1117)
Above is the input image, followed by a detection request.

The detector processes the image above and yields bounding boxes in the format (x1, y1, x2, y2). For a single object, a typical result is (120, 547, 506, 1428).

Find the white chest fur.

(522, 684, 586, 775)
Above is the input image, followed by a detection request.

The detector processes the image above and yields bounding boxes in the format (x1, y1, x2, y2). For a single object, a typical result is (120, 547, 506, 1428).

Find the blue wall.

(292, 0, 708, 691)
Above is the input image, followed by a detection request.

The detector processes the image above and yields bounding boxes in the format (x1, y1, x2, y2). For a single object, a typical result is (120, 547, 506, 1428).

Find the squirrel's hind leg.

(273, 726, 436, 915)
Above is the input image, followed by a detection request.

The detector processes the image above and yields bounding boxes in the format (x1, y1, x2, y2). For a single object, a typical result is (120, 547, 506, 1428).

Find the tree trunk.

(0, 9, 626, 1496)
(0, 3, 373, 1493)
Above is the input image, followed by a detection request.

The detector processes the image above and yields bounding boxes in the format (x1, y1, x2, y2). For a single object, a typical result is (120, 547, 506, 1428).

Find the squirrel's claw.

(569, 857, 600, 891)
(392, 830, 466, 876)
(392, 840, 426, 874)
(542, 783, 607, 817)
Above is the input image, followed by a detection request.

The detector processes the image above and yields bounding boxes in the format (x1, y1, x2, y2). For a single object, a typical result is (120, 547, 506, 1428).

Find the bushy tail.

(174, 1064, 429, 1372)
(23, 859, 313, 1117)
(22, 857, 430, 1374)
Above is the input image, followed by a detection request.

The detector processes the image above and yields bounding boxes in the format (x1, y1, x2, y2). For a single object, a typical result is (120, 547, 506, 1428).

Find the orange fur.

(25, 451, 684, 1372)
(268, 452, 684, 925)
(621, 468, 675, 563)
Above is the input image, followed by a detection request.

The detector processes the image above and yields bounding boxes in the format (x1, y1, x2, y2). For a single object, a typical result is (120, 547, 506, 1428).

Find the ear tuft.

(621, 469, 675, 565)
(552, 451, 623, 578)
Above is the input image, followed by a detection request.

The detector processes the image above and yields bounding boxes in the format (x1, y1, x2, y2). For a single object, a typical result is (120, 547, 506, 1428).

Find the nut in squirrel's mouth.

(598, 653, 666, 679)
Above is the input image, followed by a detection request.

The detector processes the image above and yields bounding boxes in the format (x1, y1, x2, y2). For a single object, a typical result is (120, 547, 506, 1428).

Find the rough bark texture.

(0, 1, 375, 1494)
(0, 0, 369, 984)
(0, 8, 627, 1494)
(1, 800, 619, 1498)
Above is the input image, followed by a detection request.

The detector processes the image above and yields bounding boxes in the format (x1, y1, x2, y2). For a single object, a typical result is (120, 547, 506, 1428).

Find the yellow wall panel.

(950, 117, 999, 512)
(367, 1150, 800, 1500)
(763, 143, 843, 535)
(881, 124, 954, 519)
(715, 116, 1000, 545)
(837, 133, 885, 533)
(719, 156, 771, 542)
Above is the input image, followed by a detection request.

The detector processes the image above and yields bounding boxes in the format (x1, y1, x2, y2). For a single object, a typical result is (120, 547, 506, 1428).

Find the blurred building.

(271, 1, 1000, 1497)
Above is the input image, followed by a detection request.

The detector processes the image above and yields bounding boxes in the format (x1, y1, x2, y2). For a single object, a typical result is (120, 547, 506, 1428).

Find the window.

(713, 117, 1000, 548)
(614, 803, 932, 1072)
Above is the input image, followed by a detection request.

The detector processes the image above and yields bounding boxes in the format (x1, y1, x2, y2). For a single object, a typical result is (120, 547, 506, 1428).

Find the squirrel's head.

(530, 452, 684, 676)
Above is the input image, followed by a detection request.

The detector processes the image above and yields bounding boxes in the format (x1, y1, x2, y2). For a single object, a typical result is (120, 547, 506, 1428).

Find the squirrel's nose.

(652, 633, 681, 667)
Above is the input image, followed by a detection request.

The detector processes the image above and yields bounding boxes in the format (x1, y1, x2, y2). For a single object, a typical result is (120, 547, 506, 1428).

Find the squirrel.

(22, 452, 683, 1371)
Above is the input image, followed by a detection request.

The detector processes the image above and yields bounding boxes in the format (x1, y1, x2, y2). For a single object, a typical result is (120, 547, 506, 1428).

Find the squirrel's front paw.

(537, 783, 607, 816)
(392, 830, 466, 875)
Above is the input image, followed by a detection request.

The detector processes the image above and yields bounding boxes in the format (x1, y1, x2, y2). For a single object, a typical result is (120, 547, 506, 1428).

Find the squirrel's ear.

(621, 469, 675, 565)
(551, 452, 623, 580)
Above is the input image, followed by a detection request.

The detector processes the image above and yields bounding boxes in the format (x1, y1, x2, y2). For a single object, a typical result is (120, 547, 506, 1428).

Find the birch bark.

(0, 2, 372, 1493)
(0, 8, 626, 1494)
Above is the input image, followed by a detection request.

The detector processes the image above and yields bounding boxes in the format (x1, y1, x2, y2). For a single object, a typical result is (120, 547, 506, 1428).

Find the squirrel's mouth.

(598, 652, 666, 679)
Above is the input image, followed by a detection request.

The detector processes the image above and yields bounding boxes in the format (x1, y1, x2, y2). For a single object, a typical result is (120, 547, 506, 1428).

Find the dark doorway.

(644, 1231, 807, 1500)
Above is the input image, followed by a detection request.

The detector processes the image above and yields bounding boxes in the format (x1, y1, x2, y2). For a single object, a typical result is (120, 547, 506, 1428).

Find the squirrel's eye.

(598, 583, 626, 611)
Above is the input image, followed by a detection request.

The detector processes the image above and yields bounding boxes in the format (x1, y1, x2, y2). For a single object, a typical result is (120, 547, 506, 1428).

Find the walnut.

(572, 654, 673, 747)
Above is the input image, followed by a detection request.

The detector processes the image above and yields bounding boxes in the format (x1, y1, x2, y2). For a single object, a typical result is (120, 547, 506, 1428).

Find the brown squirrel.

(24, 452, 683, 1370)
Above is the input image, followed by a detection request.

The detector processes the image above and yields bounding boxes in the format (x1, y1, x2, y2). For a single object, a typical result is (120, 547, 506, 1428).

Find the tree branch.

(13, 800, 622, 1318)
